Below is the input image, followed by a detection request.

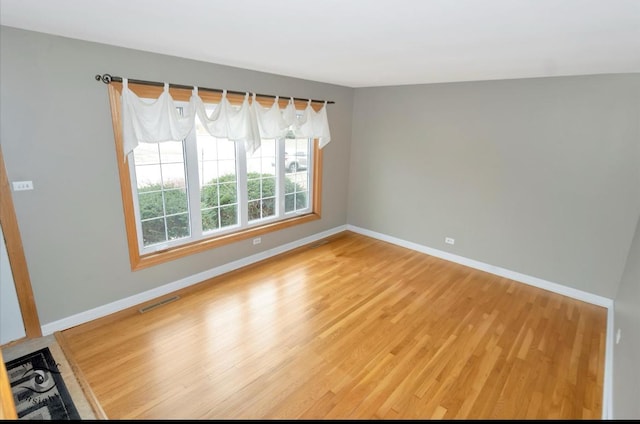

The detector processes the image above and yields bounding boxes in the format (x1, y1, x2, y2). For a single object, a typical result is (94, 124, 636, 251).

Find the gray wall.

(2, 23, 639, 418)
(0, 26, 353, 324)
(2, 25, 637, 320)
(350, 74, 640, 298)
(613, 215, 640, 419)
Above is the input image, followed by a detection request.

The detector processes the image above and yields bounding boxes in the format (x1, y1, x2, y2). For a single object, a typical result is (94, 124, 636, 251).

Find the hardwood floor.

(61, 231, 607, 419)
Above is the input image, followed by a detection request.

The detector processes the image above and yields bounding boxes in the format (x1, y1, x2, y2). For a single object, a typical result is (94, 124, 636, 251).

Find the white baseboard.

(603, 305, 614, 419)
(346, 225, 613, 308)
(41, 225, 347, 335)
(346, 224, 614, 419)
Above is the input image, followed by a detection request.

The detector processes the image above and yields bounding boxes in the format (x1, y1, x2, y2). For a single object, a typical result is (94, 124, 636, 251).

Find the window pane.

(285, 177, 295, 194)
(219, 182, 237, 205)
(162, 163, 186, 188)
(201, 185, 219, 208)
(202, 208, 219, 232)
(248, 200, 261, 221)
(218, 159, 236, 179)
(285, 138, 309, 173)
(261, 177, 276, 199)
(200, 160, 218, 184)
(220, 204, 237, 228)
(285, 191, 309, 213)
(135, 164, 161, 189)
(262, 197, 276, 218)
(285, 194, 295, 213)
(247, 158, 262, 174)
(295, 191, 309, 210)
(248, 196, 276, 221)
(166, 213, 190, 240)
(247, 176, 261, 201)
(217, 141, 236, 160)
(141, 217, 166, 246)
(296, 191, 309, 210)
(134, 138, 190, 247)
(138, 190, 164, 220)
(261, 157, 275, 173)
(164, 188, 188, 215)
(197, 127, 238, 233)
(247, 139, 277, 222)
(284, 138, 311, 214)
(246, 199, 276, 221)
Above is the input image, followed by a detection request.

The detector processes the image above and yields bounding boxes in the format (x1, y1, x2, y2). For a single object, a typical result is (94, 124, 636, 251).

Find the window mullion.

(237, 141, 248, 227)
(306, 138, 314, 214)
(277, 138, 285, 219)
(157, 143, 170, 243)
(184, 131, 202, 239)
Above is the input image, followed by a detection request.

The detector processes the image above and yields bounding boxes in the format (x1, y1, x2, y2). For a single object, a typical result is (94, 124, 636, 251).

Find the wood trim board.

(0, 146, 42, 338)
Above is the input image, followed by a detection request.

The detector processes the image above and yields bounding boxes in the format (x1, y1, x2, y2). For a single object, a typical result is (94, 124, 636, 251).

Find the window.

(133, 140, 191, 247)
(108, 83, 323, 270)
(197, 131, 239, 233)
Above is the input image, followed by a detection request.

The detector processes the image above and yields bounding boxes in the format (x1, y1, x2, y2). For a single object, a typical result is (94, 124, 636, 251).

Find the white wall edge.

(41, 225, 348, 335)
(603, 305, 614, 419)
(346, 224, 615, 418)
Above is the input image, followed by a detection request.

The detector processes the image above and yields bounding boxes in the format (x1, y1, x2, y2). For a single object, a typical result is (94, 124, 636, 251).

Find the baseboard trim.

(41, 225, 347, 335)
(603, 305, 614, 419)
(346, 225, 613, 308)
(346, 224, 614, 419)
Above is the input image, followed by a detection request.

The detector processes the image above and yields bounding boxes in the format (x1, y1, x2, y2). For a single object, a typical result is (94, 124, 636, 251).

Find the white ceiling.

(1, 0, 639, 88)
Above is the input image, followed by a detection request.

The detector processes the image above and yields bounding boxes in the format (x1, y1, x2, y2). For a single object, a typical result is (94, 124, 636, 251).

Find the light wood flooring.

(60, 231, 607, 419)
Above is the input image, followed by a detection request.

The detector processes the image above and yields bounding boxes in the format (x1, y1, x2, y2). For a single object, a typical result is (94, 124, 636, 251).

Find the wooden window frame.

(107, 82, 323, 271)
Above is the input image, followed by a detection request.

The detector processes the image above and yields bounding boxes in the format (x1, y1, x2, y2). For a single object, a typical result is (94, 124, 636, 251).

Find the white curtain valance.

(121, 78, 332, 157)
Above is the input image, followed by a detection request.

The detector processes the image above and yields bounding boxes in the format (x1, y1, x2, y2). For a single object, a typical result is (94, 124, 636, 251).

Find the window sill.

(131, 212, 321, 271)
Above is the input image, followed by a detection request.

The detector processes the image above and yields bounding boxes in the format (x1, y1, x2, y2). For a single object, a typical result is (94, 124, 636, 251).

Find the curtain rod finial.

(95, 73, 112, 84)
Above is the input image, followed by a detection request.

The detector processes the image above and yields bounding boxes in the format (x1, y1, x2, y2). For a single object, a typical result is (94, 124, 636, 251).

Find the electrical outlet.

(12, 180, 34, 191)
(253, 237, 261, 245)
(445, 237, 455, 245)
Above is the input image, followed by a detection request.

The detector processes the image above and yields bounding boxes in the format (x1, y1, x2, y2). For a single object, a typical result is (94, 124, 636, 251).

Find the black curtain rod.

(95, 73, 335, 105)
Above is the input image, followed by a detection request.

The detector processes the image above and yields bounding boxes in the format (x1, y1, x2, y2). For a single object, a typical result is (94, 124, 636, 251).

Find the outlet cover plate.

(12, 181, 34, 191)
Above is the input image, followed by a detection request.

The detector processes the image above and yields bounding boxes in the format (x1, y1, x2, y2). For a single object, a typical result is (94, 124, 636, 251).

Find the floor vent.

(139, 295, 180, 313)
